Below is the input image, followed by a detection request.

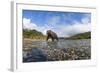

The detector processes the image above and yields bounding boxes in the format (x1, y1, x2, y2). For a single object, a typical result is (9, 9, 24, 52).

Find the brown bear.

(46, 30, 58, 41)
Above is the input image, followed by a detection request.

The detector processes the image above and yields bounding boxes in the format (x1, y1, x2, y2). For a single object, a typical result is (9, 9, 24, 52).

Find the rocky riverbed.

(23, 39, 91, 62)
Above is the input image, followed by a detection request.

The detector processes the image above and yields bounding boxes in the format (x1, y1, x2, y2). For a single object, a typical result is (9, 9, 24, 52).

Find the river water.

(23, 39, 91, 62)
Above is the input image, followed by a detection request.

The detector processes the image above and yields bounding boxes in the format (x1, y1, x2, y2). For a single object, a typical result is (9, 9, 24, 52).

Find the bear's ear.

(48, 30, 51, 32)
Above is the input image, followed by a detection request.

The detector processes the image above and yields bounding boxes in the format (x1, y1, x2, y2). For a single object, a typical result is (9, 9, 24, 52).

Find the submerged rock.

(23, 48, 47, 62)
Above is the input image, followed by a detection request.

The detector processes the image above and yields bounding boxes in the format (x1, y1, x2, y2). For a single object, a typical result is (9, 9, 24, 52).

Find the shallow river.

(23, 39, 91, 62)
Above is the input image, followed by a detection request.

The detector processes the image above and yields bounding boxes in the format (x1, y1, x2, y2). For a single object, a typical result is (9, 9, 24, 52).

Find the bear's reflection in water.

(46, 41, 59, 49)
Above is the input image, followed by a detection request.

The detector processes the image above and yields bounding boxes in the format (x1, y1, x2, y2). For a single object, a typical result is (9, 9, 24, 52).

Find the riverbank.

(23, 38, 46, 41)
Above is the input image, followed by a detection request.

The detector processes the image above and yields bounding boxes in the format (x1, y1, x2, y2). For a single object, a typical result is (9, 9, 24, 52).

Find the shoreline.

(23, 38, 46, 41)
(23, 38, 91, 41)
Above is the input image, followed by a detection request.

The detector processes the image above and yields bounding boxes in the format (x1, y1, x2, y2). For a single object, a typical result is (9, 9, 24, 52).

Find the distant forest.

(23, 29, 46, 40)
(66, 32, 91, 39)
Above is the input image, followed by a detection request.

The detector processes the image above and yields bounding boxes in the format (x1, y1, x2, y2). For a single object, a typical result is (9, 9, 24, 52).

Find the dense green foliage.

(67, 32, 91, 39)
(23, 29, 45, 39)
